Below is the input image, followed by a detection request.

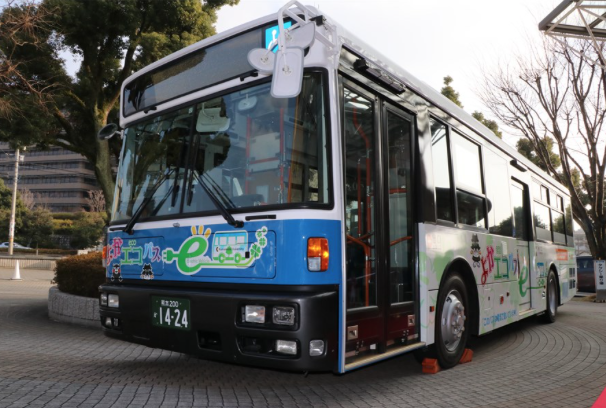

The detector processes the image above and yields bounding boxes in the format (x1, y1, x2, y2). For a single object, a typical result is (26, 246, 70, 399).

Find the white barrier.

(0, 257, 56, 270)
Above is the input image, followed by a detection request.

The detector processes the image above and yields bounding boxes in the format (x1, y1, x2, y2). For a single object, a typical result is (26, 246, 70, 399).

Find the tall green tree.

(515, 137, 561, 171)
(0, 1, 64, 120)
(440, 76, 503, 139)
(441, 76, 464, 108)
(70, 212, 106, 249)
(20, 206, 54, 248)
(0, 178, 27, 242)
(472, 111, 503, 139)
(1, 0, 239, 212)
(0, 1, 67, 146)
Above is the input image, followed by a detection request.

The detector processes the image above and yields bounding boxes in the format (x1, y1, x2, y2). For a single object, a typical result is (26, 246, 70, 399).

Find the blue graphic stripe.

(106, 219, 342, 286)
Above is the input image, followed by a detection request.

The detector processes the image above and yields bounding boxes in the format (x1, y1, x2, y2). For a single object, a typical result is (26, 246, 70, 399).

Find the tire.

(435, 273, 470, 369)
(542, 269, 558, 323)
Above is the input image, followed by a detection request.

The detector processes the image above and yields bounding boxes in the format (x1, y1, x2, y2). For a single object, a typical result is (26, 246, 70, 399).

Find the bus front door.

(342, 81, 416, 365)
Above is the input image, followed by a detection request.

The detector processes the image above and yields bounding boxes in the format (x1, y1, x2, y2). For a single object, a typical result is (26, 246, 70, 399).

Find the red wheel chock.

(421, 358, 440, 374)
(459, 348, 473, 364)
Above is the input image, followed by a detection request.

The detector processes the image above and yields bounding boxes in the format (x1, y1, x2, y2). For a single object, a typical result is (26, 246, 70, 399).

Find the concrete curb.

(48, 286, 101, 329)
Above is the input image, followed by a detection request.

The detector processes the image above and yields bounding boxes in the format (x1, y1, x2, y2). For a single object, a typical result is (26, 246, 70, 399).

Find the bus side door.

(342, 80, 417, 363)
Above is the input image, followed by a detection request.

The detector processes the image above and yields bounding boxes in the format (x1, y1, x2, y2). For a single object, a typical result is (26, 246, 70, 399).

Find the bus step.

(344, 342, 425, 372)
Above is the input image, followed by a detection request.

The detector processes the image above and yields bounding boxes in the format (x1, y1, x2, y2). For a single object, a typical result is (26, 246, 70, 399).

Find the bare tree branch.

(479, 35, 606, 257)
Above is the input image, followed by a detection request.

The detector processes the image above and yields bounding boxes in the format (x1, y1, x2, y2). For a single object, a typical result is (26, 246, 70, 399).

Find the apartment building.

(0, 143, 100, 212)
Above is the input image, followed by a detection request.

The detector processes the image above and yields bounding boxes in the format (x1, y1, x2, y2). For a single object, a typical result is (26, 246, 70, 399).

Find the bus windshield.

(112, 72, 330, 223)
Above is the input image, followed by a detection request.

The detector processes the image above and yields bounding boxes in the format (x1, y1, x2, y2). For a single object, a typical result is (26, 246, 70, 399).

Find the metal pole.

(8, 148, 19, 256)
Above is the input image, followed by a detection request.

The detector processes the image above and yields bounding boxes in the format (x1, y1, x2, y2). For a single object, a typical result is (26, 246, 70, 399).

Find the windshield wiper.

(121, 168, 175, 235)
(193, 172, 243, 228)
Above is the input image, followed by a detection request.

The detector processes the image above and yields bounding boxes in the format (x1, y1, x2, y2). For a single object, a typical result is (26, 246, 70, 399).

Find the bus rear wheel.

(542, 269, 558, 323)
(435, 273, 469, 369)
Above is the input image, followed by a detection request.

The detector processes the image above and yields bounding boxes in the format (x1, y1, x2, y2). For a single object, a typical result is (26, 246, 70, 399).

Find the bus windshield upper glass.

(123, 28, 261, 117)
(112, 72, 330, 223)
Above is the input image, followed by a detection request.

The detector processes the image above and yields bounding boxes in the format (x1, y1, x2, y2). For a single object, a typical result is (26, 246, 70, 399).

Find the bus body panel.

(101, 217, 343, 372)
(100, 282, 340, 372)
(532, 241, 576, 305)
(418, 223, 576, 343)
(106, 219, 342, 286)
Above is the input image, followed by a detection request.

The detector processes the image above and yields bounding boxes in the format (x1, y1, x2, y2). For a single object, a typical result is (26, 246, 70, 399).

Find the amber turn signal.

(102, 245, 108, 268)
(307, 238, 329, 271)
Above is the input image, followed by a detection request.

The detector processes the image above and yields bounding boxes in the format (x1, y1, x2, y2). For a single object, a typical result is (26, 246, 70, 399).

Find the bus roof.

(324, 11, 570, 197)
(122, 4, 570, 197)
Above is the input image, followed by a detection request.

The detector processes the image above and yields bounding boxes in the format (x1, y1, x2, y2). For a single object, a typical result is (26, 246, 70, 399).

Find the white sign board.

(597, 260, 606, 291)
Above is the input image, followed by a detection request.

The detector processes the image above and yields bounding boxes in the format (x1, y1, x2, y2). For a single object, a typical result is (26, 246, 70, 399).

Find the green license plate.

(151, 296, 191, 331)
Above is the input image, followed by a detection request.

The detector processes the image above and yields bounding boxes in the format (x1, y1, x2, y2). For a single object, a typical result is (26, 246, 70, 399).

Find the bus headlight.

(244, 305, 265, 323)
(276, 340, 297, 355)
(273, 306, 295, 325)
(108, 294, 119, 308)
(100, 293, 108, 306)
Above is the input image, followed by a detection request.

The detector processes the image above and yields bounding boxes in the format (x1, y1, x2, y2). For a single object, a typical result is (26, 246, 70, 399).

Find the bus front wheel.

(435, 273, 469, 369)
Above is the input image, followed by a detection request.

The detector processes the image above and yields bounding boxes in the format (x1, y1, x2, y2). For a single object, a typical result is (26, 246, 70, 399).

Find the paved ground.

(1, 267, 605, 408)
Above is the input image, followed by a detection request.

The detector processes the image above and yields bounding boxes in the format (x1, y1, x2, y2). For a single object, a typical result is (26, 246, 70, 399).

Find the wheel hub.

(441, 290, 466, 352)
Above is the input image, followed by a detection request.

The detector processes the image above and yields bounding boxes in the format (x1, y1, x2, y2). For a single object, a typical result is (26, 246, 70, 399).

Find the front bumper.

(99, 283, 339, 372)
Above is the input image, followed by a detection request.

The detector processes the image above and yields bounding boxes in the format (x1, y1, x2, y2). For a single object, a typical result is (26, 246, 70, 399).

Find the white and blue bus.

(99, 1, 576, 373)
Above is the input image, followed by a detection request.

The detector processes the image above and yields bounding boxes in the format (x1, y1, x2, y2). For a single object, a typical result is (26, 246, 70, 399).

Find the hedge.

(52, 212, 81, 221)
(53, 252, 105, 298)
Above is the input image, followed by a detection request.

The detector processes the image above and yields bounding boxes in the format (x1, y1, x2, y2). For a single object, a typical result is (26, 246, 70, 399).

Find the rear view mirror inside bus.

(196, 104, 230, 133)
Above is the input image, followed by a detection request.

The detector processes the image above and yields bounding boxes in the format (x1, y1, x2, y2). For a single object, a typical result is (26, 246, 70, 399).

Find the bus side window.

(484, 149, 513, 236)
(534, 201, 552, 241)
(564, 198, 573, 245)
(430, 119, 454, 222)
(511, 180, 528, 240)
(452, 132, 487, 228)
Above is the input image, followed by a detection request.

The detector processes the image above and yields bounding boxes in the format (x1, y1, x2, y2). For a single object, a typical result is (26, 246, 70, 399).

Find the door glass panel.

(511, 181, 528, 240)
(386, 111, 413, 304)
(344, 89, 376, 308)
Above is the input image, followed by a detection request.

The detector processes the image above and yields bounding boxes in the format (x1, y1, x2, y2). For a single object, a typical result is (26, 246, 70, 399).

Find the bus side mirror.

(247, 19, 315, 99)
(98, 123, 122, 140)
(271, 47, 304, 98)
